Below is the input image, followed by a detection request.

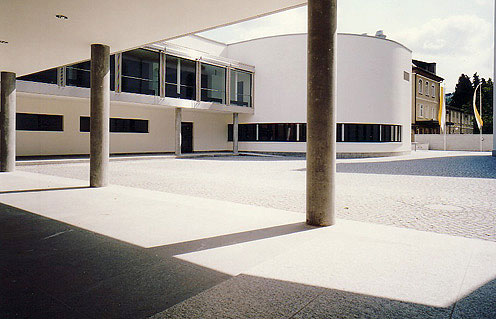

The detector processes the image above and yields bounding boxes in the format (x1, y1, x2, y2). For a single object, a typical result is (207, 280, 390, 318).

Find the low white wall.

(414, 134, 493, 151)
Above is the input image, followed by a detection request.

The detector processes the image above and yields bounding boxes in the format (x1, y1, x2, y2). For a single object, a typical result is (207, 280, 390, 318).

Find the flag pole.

(480, 84, 483, 152)
(473, 82, 483, 152)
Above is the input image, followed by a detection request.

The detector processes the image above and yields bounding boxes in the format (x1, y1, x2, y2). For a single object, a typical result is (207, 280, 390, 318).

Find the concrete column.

(175, 108, 182, 155)
(0, 72, 16, 172)
(90, 44, 110, 187)
(306, 0, 337, 226)
(233, 113, 239, 155)
(493, 1, 496, 157)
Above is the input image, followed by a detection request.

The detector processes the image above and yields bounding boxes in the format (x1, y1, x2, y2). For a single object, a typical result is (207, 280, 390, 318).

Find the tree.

(472, 72, 480, 90)
(474, 77, 493, 134)
(450, 74, 473, 113)
(450, 73, 493, 134)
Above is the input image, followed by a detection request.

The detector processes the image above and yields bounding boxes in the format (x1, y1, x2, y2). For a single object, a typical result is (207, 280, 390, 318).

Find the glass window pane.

(16, 113, 63, 131)
(18, 69, 58, 85)
(300, 124, 307, 142)
(66, 61, 91, 88)
(201, 64, 226, 104)
(230, 70, 252, 107)
(165, 55, 196, 100)
(80, 116, 148, 133)
(122, 49, 159, 96)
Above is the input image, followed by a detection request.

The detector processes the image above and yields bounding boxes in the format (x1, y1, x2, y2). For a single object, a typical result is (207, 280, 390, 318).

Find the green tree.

(473, 77, 493, 134)
(450, 74, 473, 113)
(472, 72, 480, 90)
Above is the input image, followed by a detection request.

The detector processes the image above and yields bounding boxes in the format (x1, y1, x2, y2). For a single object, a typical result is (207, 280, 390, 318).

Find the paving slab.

(1, 169, 496, 318)
(155, 220, 496, 318)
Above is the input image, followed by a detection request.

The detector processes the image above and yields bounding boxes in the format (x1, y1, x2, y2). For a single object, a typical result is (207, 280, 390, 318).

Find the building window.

(230, 69, 253, 107)
(419, 104, 424, 117)
(379, 124, 401, 142)
(80, 117, 149, 133)
(343, 124, 381, 142)
(228, 123, 302, 142)
(228, 123, 400, 143)
(300, 124, 307, 142)
(418, 79, 423, 94)
(18, 69, 58, 85)
(201, 63, 226, 104)
(431, 84, 435, 98)
(165, 55, 196, 100)
(16, 113, 63, 131)
(425, 81, 429, 96)
(66, 61, 91, 88)
(65, 57, 116, 90)
(122, 49, 159, 96)
(403, 71, 410, 82)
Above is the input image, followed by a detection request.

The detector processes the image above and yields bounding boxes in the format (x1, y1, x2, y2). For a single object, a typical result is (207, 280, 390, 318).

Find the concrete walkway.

(1, 170, 495, 318)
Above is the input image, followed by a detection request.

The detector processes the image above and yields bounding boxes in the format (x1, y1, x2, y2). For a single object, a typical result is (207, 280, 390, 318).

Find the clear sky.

(199, 0, 494, 92)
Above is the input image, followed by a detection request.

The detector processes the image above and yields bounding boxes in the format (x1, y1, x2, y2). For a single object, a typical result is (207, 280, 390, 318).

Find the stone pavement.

(1, 152, 496, 318)
(18, 151, 496, 241)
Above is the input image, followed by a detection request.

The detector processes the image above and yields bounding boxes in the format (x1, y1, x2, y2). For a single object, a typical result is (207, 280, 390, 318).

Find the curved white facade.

(228, 33, 412, 156)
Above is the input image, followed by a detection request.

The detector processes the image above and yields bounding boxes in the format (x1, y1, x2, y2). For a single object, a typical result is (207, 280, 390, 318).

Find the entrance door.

(181, 122, 193, 153)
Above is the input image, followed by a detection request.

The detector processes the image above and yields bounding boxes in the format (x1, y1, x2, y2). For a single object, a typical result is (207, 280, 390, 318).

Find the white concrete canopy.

(0, 0, 305, 76)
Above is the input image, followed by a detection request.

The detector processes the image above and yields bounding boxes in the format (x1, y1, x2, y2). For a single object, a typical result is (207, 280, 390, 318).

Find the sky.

(198, 0, 494, 93)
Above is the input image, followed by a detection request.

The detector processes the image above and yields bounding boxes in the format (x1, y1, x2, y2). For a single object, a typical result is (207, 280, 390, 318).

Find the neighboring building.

(14, 33, 412, 158)
(411, 59, 444, 135)
(446, 106, 475, 134)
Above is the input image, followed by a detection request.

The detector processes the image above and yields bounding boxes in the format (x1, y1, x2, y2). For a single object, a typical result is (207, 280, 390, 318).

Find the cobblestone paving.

(19, 151, 496, 241)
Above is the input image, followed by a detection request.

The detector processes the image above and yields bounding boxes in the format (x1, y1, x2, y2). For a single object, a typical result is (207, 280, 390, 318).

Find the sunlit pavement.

(1, 151, 496, 318)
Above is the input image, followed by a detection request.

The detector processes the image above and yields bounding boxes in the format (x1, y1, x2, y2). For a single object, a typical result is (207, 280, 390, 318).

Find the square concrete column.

(90, 44, 110, 187)
(1, 72, 16, 172)
(175, 108, 182, 155)
(306, 0, 337, 226)
(233, 113, 239, 155)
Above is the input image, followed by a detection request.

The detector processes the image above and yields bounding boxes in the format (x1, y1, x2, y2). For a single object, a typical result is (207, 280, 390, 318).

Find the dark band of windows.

(16, 113, 63, 131)
(18, 50, 253, 107)
(228, 123, 401, 143)
(80, 117, 149, 133)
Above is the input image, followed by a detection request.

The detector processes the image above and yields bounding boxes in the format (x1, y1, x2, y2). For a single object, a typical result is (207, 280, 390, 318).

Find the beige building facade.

(411, 60, 444, 135)
(446, 106, 475, 134)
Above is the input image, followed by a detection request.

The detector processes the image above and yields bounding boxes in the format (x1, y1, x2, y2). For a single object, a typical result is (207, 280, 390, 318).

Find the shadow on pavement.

(295, 155, 496, 179)
(0, 186, 89, 195)
(1, 202, 495, 318)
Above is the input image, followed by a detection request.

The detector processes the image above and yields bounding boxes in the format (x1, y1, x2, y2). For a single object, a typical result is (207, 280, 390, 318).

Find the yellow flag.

(438, 86, 446, 132)
(473, 84, 483, 129)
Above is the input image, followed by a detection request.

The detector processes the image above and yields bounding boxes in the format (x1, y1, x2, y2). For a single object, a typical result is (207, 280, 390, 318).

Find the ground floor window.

(228, 123, 402, 143)
(16, 113, 63, 131)
(80, 117, 149, 133)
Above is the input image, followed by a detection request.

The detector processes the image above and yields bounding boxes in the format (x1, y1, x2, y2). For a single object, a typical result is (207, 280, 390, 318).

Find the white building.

(15, 33, 412, 158)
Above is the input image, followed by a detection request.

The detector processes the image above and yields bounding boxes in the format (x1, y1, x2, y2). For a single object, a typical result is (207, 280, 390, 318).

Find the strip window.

(229, 123, 401, 143)
(80, 117, 148, 133)
(16, 113, 63, 131)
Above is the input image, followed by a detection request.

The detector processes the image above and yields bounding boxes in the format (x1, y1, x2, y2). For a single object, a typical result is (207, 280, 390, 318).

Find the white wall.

(228, 34, 307, 124)
(415, 134, 493, 151)
(227, 33, 412, 155)
(16, 92, 232, 156)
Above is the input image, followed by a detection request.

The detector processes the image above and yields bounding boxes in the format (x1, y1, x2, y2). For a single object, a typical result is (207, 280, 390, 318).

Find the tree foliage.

(449, 73, 493, 134)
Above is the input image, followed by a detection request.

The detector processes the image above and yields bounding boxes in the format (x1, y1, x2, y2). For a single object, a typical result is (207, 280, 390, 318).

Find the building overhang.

(0, 0, 305, 76)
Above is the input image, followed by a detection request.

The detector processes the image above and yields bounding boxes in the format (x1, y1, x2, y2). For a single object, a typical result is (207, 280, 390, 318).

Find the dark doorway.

(181, 122, 193, 153)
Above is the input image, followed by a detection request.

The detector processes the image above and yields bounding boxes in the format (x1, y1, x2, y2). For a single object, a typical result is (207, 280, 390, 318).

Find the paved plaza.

(1, 150, 496, 318)
(18, 150, 496, 241)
